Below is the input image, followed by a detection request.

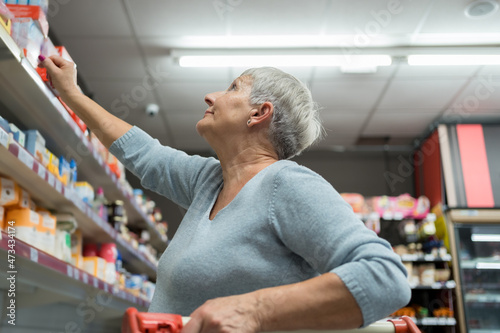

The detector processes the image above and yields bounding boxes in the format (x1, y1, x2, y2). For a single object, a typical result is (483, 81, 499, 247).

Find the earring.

(247, 120, 251, 125)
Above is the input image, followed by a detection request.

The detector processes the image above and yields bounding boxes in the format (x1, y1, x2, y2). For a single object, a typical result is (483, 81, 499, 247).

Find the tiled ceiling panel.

(127, 0, 226, 37)
(378, 78, 469, 109)
(420, 0, 500, 34)
(226, 0, 330, 35)
(312, 79, 388, 109)
(48, 0, 132, 37)
(61, 38, 146, 80)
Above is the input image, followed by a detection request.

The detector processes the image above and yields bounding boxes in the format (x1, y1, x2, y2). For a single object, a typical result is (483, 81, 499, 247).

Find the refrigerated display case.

(446, 209, 500, 333)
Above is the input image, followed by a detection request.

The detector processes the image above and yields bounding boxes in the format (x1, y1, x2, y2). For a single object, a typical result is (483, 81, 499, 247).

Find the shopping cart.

(122, 307, 421, 333)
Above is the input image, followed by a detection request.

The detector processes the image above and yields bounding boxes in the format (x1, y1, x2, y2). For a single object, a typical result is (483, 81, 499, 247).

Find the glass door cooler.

(446, 209, 500, 333)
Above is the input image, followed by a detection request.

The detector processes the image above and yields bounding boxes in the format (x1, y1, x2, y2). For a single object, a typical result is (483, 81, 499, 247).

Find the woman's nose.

(204, 91, 222, 106)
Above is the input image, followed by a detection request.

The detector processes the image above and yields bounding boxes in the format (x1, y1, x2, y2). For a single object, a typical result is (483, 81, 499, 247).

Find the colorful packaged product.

(0, 177, 20, 207)
(36, 208, 56, 256)
(83, 256, 106, 280)
(6, 4, 48, 36)
(5, 207, 41, 247)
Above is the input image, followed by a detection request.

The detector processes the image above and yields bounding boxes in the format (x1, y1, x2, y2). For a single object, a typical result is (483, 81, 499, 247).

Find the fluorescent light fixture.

(471, 234, 500, 242)
(408, 55, 500, 66)
(476, 262, 500, 270)
(179, 55, 392, 68)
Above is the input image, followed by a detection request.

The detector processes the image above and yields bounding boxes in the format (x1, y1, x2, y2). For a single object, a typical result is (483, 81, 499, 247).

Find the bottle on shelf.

(93, 187, 108, 222)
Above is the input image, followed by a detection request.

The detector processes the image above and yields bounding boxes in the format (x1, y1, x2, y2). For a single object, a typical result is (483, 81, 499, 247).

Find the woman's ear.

(250, 102, 274, 125)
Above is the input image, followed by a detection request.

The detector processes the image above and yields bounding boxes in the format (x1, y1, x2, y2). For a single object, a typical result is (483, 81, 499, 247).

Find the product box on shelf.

(54, 228, 71, 262)
(24, 129, 46, 162)
(5, 207, 42, 248)
(9, 16, 44, 67)
(83, 256, 106, 280)
(14, 188, 30, 209)
(0, 1, 14, 34)
(9, 123, 25, 147)
(37, 208, 56, 256)
(6, 4, 48, 36)
(5, 0, 48, 14)
(0, 177, 20, 207)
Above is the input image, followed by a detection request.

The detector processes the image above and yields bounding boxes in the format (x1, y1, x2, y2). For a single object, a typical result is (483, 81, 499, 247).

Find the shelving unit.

(0, 126, 157, 279)
(0, 25, 167, 252)
(0, 231, 148, 332)
(0, 21, 162, 332)
(374, 216, 458, 333)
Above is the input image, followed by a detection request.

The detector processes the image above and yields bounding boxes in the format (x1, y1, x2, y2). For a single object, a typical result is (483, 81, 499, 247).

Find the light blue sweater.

(109, 126, 411, 327)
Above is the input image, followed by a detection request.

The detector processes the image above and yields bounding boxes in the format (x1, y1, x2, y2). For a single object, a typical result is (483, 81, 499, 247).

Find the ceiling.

(46, 0, 500, 153)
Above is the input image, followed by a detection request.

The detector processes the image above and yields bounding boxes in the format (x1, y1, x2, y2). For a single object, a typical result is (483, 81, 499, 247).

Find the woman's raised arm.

(38, 55, 132, 148)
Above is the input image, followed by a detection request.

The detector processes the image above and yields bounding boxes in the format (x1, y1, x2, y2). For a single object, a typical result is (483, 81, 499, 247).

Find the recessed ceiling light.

(464, 0, 499, 18)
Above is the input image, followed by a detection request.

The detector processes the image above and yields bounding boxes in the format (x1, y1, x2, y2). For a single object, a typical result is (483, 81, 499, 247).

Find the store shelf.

(0, 231, 150, 309)
(0, 28, 167, 252)
(465, 293, 500, 304)
(0, 130, 157, 279)
(448, 209, 500, 223)
(400, 254, 452, 262)
(461, 259, 500, 270)
(416, 317, 457, 326)
(410, 280, 456, 290)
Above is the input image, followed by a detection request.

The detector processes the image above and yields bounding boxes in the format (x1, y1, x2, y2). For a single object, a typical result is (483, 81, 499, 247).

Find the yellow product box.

(5, 208, 41, 248)
(36, 208, 56, 256)
(71, 254, 84, 270)
(83, 256, 106, 280)
(0, 178, 20, 207)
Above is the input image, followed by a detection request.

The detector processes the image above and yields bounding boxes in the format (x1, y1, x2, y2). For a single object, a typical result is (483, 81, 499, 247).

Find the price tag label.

(73, 269, 79, 281)
(424, 254, 434, 261)
(55, 180, 62, 193)
(37, 164, 46, 179)
(111, 174, 117, 183)
(47, 172, 55, 187)
(0, 129, 9, 147)
(93, 277, 99, 289)
(67, 265, 73, 278)
(30, 248, 38, 263)
(18, 149, 34, 170)
(104, 283, 109, 293)
(438, 317, 447, 325)
(82, 273, 88, 284)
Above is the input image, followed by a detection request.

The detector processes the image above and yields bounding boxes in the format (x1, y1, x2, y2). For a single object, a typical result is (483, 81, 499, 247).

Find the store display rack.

(0, 128, 157, 279)
(0, 231, 150, 309)
(0, 25, 167, 252)
(410, 280, 456, 290)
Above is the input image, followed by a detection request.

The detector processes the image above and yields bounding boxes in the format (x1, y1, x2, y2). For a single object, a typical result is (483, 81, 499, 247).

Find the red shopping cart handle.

(388, 316, 421, 333)
(122, 307, 421, 333)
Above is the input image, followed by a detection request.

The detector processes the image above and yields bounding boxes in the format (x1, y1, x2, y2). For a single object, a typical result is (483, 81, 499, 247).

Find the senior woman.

(39, 55, 411, 333)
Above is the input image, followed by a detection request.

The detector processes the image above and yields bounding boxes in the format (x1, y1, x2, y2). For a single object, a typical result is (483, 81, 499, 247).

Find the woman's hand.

(182, 293, 262, 333)
(38, 55, 80, 99)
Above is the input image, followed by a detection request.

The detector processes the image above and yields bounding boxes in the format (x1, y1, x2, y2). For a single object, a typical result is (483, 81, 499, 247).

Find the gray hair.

(241, 67, 324, 160)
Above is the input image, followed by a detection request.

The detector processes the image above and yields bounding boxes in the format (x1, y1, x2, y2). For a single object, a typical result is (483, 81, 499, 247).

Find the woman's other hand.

(182, 293, 262, 333)
(38, 55, 80, 99)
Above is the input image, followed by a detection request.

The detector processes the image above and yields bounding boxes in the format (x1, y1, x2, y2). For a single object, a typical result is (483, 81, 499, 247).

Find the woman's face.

(196, 75, 255, 140)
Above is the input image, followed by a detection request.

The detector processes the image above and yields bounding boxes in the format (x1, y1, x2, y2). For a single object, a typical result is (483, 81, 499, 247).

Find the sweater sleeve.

(270, 165, 411, 326)
(108, 126, 220, 209)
